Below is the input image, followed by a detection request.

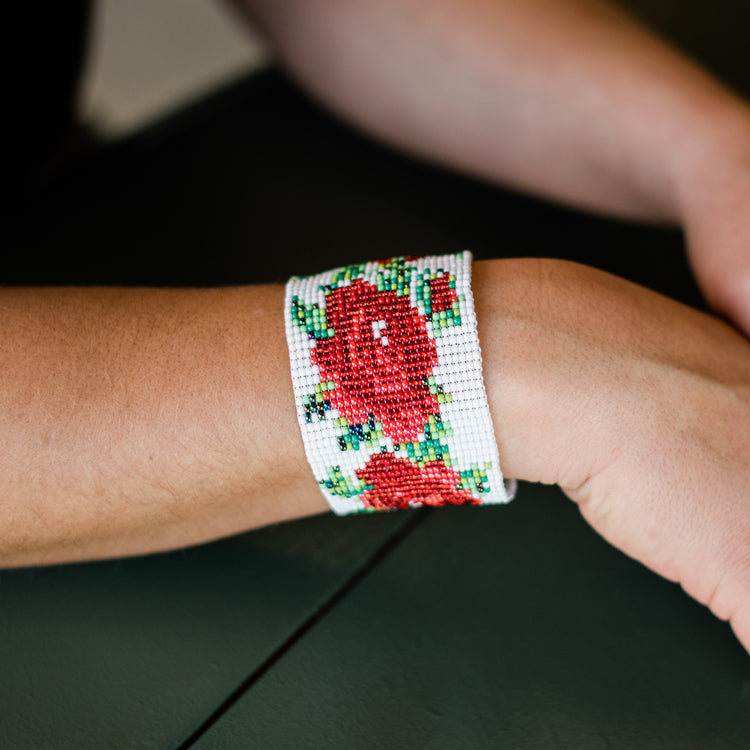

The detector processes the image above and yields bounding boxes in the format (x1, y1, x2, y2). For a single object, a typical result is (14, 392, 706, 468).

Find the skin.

(5, 0, 750, 657)
(475, 260, 750, 652)
(0, 286, 324, 566)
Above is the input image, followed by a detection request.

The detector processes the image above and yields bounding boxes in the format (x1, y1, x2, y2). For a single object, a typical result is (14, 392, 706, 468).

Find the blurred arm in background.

(237, 0, 750, 331)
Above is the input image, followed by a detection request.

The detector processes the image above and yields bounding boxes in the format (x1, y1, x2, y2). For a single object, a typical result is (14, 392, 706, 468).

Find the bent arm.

(235, 0, 750, 223)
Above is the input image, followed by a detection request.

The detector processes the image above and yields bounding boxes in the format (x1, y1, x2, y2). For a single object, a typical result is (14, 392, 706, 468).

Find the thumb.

(686, 221, 750, 337)
(682, 159, 750, 337)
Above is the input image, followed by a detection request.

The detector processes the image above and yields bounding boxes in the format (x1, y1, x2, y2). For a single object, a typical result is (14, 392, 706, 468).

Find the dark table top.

(3, 2, 750, 746)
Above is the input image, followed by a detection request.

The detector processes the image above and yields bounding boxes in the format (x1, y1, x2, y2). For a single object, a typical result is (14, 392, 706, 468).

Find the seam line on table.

(175, 507, 429, 750)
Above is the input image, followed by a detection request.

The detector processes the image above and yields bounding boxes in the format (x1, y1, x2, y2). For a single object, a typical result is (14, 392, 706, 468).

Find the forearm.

(238, 0, 750, 222)
(0, 286, 326, 567)
(0, 264, 570, 567)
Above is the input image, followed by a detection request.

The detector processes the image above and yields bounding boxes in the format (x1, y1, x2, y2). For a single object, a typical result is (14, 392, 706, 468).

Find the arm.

(235, 0, 750, 329)
(4, 266, 750, 655)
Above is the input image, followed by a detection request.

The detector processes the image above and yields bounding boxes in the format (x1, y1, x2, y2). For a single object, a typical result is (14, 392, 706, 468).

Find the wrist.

(473, 257, 708, 494)
(474, 258, 607, 490)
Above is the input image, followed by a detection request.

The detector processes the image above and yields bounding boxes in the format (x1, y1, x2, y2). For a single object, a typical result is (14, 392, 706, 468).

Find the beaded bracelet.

(285, 251, 515, 515)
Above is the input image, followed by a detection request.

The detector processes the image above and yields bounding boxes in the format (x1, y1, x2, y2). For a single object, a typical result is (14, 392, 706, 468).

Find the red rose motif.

(356, 452, 479, 510)
(313, 279, 439, 443)
(428, 273, 458, 313)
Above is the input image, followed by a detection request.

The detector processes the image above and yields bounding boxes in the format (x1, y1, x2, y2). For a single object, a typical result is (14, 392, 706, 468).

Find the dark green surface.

(194, 486, 750, 750)
(0, 513, 412, 749)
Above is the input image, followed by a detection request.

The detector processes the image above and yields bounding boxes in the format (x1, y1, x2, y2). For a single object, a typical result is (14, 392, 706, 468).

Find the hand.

(475, 259, 750, 654)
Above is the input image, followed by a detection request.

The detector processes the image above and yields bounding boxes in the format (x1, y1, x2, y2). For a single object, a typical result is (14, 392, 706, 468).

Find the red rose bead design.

(356, 452, 478, 509)
(312, 279, 439, 444)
